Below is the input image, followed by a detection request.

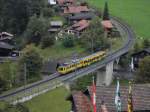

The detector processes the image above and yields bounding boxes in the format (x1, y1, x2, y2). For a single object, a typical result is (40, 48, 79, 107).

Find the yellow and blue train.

(57, 50, 107, 75)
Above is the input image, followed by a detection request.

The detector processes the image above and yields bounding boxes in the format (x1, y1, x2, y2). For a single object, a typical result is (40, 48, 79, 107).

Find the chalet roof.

(68, 12, 95, 21)
(88, 84, 150, 111)
(132, 47, 150, 56)
(0, 42, 14, 49)
(71, 91, 92, 112)
(0, 32, 14, 41)
(48, 0, 56, 5)
(68, 20, 90, 31)
(64, 6, 89, 14)
(57, 0, 75, 5)
(101, 20, 113, 29)
(50, 21, 63, 26)
(0, 32, 13, 37)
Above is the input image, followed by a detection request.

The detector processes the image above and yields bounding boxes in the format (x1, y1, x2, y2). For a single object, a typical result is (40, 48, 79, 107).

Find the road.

(0, 17, 135, 102)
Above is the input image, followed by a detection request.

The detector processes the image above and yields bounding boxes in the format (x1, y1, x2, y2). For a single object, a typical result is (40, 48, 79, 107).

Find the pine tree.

(103, 2, 110, 20)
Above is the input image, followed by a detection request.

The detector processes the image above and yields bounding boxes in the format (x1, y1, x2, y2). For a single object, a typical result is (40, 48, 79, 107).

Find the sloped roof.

(0, 42, 14, 49)
(72, 91, 92, 112)
(64, 6, 89, 14)
(69, 20, 90, 31)
(101, 20, 113, 29)
(57, 0, 75, 5)
(50, 21, 63, 26)
(68, 12, 95, 21)
(0, 32, 13, 37)
(88, 84, 150, 111)
(0, 32, 14, 41)
(132, 47, 150, 56)
(48, 0, 56, 5)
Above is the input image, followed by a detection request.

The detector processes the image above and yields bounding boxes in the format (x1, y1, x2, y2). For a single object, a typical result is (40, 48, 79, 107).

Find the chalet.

(48, 21, 63, 33)
(101, 20, 113, 31)
(0, 32, 14, 43)
(88, 84, 150, 112)
(57, 0, 75, 6)
(64, 6, 89, 14)
(66, 20, 90, 35)
(0, 42, 14, 56)
(131, 48, 150, 69)
(48, 0, 56, 5)
(67, 12, 95, 21)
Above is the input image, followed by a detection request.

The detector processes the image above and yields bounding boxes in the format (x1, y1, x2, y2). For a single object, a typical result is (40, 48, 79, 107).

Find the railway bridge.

(0, 17, 135, 103)
(60, 17, 135, 86)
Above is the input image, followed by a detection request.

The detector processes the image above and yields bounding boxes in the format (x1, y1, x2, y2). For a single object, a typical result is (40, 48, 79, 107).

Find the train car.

(57, 50, 107, 75)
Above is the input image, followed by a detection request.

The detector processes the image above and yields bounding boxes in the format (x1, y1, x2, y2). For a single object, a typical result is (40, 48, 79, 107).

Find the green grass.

(25, 87, 71, 112)
(87, 0, 150, 39)
(36, 41, 85, 61)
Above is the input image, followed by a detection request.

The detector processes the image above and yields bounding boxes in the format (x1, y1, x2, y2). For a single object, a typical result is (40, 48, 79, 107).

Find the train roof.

(59, 50, 106, 67)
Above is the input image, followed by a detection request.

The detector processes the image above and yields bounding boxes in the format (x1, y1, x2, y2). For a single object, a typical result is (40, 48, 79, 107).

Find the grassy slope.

(25, 87, 71, 112)
(36, 41, 85, 61)
(87, 0, 150, 39)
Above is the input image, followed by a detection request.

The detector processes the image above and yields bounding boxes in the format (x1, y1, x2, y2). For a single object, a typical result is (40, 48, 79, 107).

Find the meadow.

(87, 0, 150, 40)
(25, 87, 71, 112)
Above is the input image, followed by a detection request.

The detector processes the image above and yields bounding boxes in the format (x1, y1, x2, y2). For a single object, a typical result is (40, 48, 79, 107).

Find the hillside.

(87, 0, 150, 39)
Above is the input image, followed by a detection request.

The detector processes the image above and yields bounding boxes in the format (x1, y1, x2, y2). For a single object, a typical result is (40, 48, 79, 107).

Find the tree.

(0, 61, 17, 91)
(103, 1, 110, 20)
(80, 17, 109, 52)
(41, 34, 55, 49)
(62, 34, 75, 48)
(136, 56, 150, 83)
(0, 0, 30, 34)
(19, 44, 43, 82)
(142, 39, 150, 49)
(24, 15, 48, 45)
(133, 42, 141, 53)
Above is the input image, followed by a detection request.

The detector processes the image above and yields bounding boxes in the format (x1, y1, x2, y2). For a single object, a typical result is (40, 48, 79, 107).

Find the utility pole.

(24, 63, 27, 97)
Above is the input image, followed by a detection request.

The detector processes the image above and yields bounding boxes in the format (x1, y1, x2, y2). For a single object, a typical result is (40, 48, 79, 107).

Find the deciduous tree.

(136, 56, 150, 83)
(19, 44, 43, 82)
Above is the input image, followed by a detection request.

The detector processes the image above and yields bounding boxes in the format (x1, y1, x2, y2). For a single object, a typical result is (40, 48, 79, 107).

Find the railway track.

(0, 17, 135, 102)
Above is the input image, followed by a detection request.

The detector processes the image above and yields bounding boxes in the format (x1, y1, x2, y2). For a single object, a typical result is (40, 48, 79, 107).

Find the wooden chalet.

(0, 32, 14, 43)
(64, 6, 89, 14)
(0, 42, 14, 56)
(131, 48, 150, 68)
(66, 20, 90, 35)
(88, 84, 150, 112)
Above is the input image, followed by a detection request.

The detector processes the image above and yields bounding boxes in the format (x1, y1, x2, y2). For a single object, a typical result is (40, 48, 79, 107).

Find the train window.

(59, 68, 63, 71)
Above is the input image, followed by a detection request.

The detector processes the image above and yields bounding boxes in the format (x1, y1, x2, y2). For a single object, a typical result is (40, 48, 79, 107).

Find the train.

(56, 50, 107, 75)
